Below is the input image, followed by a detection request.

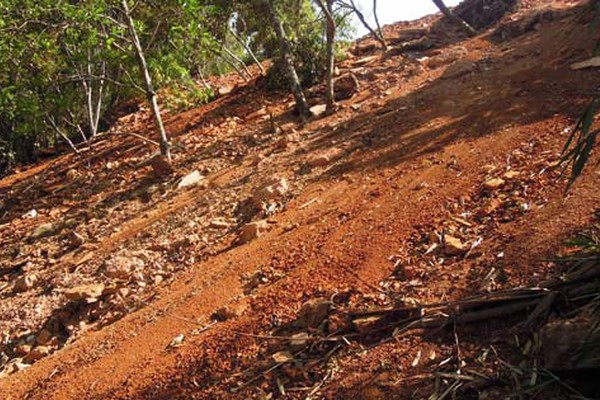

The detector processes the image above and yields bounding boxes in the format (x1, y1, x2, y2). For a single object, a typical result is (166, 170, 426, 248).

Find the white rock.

(177, 170, 204, 189)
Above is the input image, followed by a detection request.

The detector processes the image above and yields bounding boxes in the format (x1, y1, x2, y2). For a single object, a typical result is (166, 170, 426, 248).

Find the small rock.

(14, 274, 38, 293)
(63, 283, 105, 303)
(238, 220, 270, 244)
(252, 177, 289, 208)
(353, 316, 385, 334)
(484, 198, 503, 214)
(307, 147, 345, 168)
(104, 256, 145, 280)
(272, 351, 294, 364)
(503, 170, 520, 180)
(310, 104, 327, 118)
(13, 344, 31, 357)
(213, 305, 241, 321)
(22, 209, 38, 219)
(177, 170, 204, 189)
(30, 223, 59, 240)
(444, 235, 466, 256)
(334, 73, 359, 101)
(484, 178, 506, 190)
(443, 60, 477, 79)
(168, 334, 185, 348)
(210, 219, 231, 229)
(66, 169, 79, 181)
(425, 46, 467, 69)
(23, 346, 50, 363)
(218, 85, 233, 96)
(296, 298, 331, 329)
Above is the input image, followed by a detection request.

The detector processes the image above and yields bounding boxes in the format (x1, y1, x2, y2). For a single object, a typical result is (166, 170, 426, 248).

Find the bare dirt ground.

(1, 1, 599, 399)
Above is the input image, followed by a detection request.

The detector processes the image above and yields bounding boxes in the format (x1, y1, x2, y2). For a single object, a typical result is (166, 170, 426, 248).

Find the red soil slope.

(0, 1, 599, 399)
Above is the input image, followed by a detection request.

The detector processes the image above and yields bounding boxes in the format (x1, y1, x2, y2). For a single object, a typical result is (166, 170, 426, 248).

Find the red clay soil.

(1, 1, 600, 399)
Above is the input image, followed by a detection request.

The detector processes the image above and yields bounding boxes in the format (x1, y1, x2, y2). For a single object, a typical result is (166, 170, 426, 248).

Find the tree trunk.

(342, 0, 387, 51)
(431, 0, 477, 37)
(222, 45, 253, 80)
(229, 27, 266, 76)
(372, 0, 386, 50)
(260, 0, 311, 118)
(121, 0, 171, 162)
(316, 0, 337, 112)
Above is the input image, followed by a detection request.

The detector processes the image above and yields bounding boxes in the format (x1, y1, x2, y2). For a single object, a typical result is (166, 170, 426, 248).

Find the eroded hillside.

(1, 1, 599, 399)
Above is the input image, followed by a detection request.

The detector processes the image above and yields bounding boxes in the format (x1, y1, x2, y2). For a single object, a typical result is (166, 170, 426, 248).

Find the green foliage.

(263, 0, 353, 91)
(164, 83, 214, 113)
(561, 3, 600, 190)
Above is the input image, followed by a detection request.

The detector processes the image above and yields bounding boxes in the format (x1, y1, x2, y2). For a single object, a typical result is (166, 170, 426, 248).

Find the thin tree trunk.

(197, 67, 212, 91)
(47, 116, 80, 154)
(121, 0, 171, 162)
(229, 27, 266, 76)
(209, 47, 249, 81)
(260, 0, 310, 118)
(431, 0, 477, 37)
(372, 0, 386, 50)
(316, 0, 336, 111)
(222, 45, 253, 79)
(341, 0, 386, 51)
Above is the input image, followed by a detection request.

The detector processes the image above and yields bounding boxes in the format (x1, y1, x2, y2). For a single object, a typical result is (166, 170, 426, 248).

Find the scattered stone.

(149, 154, 174, 177)
(272, 351, 294, 364)
(444, 235, 466, 256)
(307, 147, 345, 168)
(218, 85, 233, 96)
(482, 164, 497, 173)
(252, 177, 289, 208)
(425, 47, 467, 69)
(296, 298, 331, 329)
(334, 73, 359, 101)
(213, 305, 243, 321)
(238, 220, 270, 244)
(289, 332, 310, 351)
(177, 170, 204, 189)
(484, 198, 503, 214)
(13, 274, 38, 293)
(23, 346, 50, 363)
(63, 283, 105, 303)
(168, 334, 185, 348)
(13, 344, 32, 358)
(353, 316, 385, 334)
(210, 219, 232, 229)
(503, 170, 520, 180)
(104, 256, 145, 281)
(30, 223, 59, 240)
(351, 55, 378, 67)
(22, 209, 38, 219)
(484, 178, 506, 190)
(310, 104, 327, 118)
(66, 168, 79, 181)
(442, 60, 477, 79)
